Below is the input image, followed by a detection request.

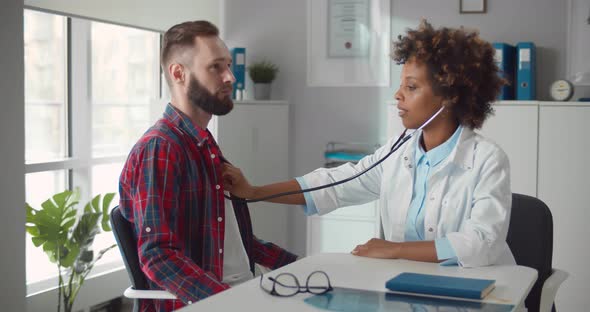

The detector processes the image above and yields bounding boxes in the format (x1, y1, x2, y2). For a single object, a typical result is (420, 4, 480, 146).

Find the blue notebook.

(385, 272, 495, 300)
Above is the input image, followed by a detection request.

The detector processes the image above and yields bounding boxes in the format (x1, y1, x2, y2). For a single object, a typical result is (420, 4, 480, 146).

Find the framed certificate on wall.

(328, 0, 370, 58)
(307, 0, 390, 86)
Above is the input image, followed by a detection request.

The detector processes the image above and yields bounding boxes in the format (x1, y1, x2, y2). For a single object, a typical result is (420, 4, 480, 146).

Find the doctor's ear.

(441, 97, 457, 109)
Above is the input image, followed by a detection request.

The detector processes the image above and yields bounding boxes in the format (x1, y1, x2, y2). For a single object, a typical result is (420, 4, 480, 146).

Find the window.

(24, 9, 161, 287)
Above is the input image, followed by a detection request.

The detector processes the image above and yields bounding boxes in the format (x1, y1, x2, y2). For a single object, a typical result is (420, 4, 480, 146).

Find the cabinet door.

(479, 104, 538, 197)
(307, 205, 379, 255)
(538, 105, 590, 312)
(217, 104, 290, 247)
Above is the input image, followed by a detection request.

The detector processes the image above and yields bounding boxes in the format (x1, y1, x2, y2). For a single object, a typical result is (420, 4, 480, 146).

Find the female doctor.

(222, 20, 514, 268)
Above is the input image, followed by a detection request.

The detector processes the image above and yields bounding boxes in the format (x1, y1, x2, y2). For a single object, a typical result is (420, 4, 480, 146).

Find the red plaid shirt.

(119, 104, 297, 311)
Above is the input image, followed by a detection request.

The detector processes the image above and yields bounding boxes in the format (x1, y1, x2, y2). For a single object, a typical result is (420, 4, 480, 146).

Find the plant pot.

(254, 83, 272, 100)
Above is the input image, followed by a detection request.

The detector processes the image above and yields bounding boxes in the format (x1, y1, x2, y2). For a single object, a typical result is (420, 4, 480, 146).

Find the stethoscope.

(224, 105, 446, 203)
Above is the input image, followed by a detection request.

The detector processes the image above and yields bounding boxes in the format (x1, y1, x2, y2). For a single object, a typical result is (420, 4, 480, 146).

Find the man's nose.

(224, 68, 236, 84)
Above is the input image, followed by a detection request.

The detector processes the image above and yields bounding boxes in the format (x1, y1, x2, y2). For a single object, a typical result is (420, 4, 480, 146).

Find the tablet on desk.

(304, 287, 513, 312)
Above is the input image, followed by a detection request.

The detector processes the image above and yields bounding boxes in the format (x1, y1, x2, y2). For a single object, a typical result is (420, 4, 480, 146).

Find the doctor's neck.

(420, 115, 459, 152)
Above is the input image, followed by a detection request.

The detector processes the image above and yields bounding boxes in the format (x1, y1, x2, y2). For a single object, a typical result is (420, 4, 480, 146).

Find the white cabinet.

(478, 102, 539, 197)
(485, 102, 589, 312)
(537, 103, 590, 312)
(215, 100, 290, 248)
(307, 201, 380, 255)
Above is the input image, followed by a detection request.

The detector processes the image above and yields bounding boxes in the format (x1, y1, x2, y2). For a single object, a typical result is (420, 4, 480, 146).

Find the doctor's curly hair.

(392, 20, 506, 129)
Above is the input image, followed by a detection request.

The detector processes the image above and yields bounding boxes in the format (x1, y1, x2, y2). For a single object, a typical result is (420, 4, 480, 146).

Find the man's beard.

(187, 74, 234, 116)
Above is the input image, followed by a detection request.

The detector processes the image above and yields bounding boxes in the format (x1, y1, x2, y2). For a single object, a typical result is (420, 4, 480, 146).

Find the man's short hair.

(161, 20, 219, 86)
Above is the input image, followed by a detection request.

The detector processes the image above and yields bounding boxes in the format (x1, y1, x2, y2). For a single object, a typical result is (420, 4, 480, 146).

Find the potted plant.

(25, 190, 117, 312)
(247, 60, 279, 100)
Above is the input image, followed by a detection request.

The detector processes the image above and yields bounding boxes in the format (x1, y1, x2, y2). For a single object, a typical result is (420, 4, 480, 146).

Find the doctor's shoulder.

(471, 132, 510, 170)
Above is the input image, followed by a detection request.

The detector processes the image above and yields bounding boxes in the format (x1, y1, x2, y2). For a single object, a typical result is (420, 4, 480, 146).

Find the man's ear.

(169, 63, 185, 84)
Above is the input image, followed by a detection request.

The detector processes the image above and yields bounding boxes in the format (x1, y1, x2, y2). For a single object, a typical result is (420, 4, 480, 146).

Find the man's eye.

(406, 85, 416, 91)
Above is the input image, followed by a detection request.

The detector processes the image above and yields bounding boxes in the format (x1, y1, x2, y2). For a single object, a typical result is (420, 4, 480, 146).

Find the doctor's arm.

(351, 239, 440, 263)
(222, 163, 305, 205)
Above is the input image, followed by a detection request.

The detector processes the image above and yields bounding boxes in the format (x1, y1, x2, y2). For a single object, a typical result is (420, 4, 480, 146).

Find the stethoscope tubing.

(225, 106, 445, 203)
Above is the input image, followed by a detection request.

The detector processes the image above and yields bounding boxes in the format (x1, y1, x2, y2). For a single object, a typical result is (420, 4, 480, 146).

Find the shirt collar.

(415, 125, 463, 167)
(163, 103, 210, 144)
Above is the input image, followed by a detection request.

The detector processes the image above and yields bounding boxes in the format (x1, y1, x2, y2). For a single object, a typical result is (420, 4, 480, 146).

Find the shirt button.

(219, 249, 223, 254)
(215, 184, 221, 190)
(408, 164, 413, 168)
(145, 227, 151, 233)
(430, 197, 435, 201)
(428, 227, 434, 232)
(211, 154, 216, 159)
(188, 301, 192, 304)
(197, 143, 202, 147)
(217, 217, 223, 222)
(404, 156, 408, 160)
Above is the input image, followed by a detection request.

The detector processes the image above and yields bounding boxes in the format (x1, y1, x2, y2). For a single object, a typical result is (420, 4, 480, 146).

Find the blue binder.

(385, 272, 496, 300)
(492, 43, 515, 100)
(230, 47, 246, 99)
(516, 42, 536, 100)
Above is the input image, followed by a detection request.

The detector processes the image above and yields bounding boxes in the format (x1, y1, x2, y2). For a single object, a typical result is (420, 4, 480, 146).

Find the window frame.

(24, 9, 163, 293)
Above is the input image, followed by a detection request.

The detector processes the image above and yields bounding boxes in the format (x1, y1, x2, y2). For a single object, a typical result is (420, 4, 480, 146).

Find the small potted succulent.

(247, 60, 279, 100)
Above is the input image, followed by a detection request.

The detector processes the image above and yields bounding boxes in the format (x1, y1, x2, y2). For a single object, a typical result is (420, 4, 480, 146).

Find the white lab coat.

(301, 127, 515, 267)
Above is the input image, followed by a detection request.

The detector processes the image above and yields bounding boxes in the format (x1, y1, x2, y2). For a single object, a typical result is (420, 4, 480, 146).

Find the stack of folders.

(385, 272, 496, 300)
(493, 42, 536, 101)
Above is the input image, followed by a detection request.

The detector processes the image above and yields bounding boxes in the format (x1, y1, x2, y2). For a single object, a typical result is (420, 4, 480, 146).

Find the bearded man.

(118, 20, 297, 312)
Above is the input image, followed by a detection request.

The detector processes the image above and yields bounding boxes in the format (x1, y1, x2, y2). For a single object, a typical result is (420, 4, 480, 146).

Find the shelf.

(386, 100, 590, 107)
(233, 100, 288, 106)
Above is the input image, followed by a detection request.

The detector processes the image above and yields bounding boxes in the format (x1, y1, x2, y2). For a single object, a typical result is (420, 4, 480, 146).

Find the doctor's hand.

(222, 163, 255, 199)
(351, 238, 400, 259)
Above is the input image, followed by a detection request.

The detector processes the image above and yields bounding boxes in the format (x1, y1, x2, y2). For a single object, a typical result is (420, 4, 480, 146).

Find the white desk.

(177, 253, 537, 311)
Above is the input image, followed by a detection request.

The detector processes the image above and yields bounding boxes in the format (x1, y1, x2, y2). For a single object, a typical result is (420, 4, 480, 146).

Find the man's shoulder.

(132, 119, 184, 153)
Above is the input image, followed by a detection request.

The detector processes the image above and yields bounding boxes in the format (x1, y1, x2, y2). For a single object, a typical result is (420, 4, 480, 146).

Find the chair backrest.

(507, 193, 554, 312)
(110, 206, 150, 290)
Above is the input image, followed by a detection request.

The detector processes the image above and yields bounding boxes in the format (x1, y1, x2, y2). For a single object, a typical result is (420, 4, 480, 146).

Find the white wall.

(224, 0, 390, 256)
(222, 0, 568, 257)
(0, 0, 26, 311)
(25, 0, 221, 31)
(391, 0, 567, 101)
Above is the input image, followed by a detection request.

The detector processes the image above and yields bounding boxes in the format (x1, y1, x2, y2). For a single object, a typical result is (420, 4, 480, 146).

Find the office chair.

(110, 206, 176, 312)
(507, 193, 568, 312)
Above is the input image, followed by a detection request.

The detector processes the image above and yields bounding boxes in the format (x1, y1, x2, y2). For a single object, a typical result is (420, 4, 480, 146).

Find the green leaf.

(26, 225, 40, 236)
(91, 195, 101, 213)
(61, 243, 80, 268)
(31, 236, 45, 247)
(52, 190, 73, 209)
(72, 213, 100, 248)
(101, 193, 115, 232)
(40, 198, 58, 213)
(84, 202, 92, 214)
(62, 219, 76, 231)
(64, 209, 77, 220)
(25, 203, 37, 223)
